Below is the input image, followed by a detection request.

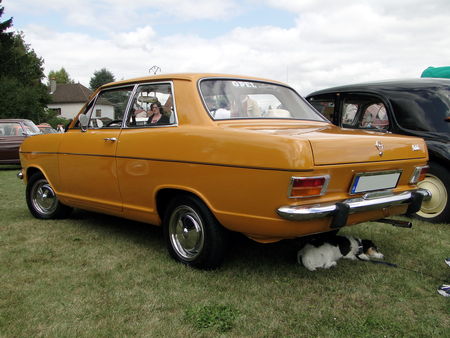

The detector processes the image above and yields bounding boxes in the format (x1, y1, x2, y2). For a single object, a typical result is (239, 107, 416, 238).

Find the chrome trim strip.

(276, 189, 430, 221)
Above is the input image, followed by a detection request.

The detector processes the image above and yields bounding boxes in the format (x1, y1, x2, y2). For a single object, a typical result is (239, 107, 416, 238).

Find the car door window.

(307, 94, 336, 121)
(0, 122, 23, 136)
(84, 86, 134, 129)
(126, 82, 175, 127)
(341, 94, 389, 131)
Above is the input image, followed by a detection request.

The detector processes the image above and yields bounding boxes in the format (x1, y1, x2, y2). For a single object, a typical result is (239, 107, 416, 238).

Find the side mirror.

(78, 114, 89, 132)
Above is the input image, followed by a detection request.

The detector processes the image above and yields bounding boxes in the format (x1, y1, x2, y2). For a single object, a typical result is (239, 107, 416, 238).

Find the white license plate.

(350, 171, 401, 194)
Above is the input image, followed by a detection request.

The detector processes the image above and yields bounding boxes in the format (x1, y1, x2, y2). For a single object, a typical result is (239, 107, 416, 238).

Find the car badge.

(411, 144, 420, 151)
(375, 140, 384, 156)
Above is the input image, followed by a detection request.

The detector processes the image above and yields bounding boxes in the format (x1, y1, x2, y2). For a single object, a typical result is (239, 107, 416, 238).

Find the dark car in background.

(0, 119, 41, 165)
(306, 78, 450, 223)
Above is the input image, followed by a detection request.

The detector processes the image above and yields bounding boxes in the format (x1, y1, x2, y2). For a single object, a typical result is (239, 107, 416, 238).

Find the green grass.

(1, 168, 449, 337)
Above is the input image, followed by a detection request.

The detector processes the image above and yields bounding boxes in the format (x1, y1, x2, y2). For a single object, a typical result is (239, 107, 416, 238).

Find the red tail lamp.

(288, 176, 329, 198)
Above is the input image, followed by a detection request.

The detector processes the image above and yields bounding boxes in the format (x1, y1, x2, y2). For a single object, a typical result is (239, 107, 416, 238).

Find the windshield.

(390, 87, 450, 134)
(23, 120, 41, 135)
(200, 79, 325, 121)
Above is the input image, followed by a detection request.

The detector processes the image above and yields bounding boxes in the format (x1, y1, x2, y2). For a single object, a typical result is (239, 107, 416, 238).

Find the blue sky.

(4, 0, 450, 94)
(7, 1, 297, 39)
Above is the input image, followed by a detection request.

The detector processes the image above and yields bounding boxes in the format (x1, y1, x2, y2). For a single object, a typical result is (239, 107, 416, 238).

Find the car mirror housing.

(78, 114, 89, 132)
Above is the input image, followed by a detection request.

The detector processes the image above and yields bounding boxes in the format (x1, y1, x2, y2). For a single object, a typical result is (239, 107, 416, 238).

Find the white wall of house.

(47, 103, 115, 120)
(47, 103, 85, 120)
(92, 104, 115, 119)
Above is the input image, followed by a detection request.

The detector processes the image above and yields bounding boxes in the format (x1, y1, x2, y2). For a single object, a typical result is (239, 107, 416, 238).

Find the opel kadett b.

(19, 74, 430, 269)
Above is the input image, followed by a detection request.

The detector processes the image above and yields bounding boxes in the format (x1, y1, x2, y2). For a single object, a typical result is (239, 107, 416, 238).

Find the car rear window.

(200, 79, 325, 121)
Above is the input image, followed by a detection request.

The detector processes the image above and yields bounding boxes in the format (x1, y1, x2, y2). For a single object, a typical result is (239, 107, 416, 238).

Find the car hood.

(224, 122, 428, 165)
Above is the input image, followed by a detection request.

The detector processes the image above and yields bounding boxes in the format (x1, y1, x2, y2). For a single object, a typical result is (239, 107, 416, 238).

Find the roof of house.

(50, 83, 93, 104)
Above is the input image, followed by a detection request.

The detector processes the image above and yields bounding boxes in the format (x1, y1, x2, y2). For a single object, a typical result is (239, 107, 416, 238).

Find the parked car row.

(306, 78, 450, 224)
(18, 73, 431, 268)
(0, 119, 41, 164)
(0, 120, 60, 164)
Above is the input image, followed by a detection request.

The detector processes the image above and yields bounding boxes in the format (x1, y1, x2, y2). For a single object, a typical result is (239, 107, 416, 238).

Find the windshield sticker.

(231, 81, 258, 88)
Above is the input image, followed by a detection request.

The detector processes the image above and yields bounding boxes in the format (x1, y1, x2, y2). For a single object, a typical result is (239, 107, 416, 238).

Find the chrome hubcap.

(417, 174, 448, 218)
(32, 180, 57, 215)
(169, 205, 204, 261)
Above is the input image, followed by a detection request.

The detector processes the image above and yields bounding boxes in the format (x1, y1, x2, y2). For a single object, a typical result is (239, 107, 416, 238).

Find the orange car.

(19, 73, 430, 268)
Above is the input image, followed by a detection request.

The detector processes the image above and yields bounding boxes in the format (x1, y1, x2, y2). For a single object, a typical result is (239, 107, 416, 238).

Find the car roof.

(0, 119, 33, 123)
(307, 78, 450, 97)
(100, 73, 285, 90)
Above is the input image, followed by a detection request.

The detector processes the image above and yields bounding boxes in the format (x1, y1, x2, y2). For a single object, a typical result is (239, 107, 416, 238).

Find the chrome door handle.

(103, 137, 117, 142)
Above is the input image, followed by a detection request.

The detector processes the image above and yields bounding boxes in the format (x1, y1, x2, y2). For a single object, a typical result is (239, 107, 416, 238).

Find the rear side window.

(341, 94, 389, 131)
(126, 82, 176, 127)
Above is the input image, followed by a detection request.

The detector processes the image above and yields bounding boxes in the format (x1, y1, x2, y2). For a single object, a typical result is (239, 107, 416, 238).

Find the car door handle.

(103, 137, 117, 142)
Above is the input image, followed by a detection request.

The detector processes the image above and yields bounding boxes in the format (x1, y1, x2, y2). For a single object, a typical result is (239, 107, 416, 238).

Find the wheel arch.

(25, 166, 45, 183)
(156, 187, 216, 223)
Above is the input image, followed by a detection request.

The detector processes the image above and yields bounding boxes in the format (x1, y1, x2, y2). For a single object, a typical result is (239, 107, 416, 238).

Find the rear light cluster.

(288, 176, 329, 198)
(409, 166, 428, 184)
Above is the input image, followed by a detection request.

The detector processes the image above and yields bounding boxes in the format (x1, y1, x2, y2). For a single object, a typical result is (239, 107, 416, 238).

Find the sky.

(4, 0, 450, 95)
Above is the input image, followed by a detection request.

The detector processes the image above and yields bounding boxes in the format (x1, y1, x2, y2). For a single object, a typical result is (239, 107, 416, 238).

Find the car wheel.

(163, 194, 228, 269)
(415, 161, 449, 223)
(26, 173, 72, 219)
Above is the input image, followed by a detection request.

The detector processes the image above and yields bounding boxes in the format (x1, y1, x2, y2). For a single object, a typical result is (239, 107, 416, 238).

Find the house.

(47, 80, 114, 120)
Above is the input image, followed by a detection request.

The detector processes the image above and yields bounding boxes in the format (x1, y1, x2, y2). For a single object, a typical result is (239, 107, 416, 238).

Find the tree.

(0, 1, 50, 122)
(47, 67, 74, 84)
(89, 68, 115, 90)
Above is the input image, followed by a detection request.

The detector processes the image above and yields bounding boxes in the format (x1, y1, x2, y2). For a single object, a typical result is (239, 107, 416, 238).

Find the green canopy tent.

(421, 66, 450, 78)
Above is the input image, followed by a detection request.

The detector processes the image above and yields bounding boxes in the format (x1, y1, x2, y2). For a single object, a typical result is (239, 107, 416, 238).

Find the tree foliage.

(48, 67, 75, 84)
(0, 1, 50, 122)
(89, 68, 115, 90)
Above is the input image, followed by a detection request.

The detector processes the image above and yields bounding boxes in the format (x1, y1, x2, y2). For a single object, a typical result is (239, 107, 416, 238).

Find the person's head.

(150, 102, 161, 113)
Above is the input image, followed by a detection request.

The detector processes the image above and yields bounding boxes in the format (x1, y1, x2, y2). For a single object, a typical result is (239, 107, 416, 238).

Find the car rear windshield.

(200, 79, 325, 121)
(390, 87, 450, 134)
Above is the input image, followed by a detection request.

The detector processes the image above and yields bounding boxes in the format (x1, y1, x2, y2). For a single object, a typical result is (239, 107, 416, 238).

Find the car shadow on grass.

(0, 165, 21, 171)
(66, 209, 308, 270)
(69, 209, 165, 249)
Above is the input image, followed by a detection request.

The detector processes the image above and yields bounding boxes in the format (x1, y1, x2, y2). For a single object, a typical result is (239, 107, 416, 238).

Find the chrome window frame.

(123, 80, 178, 129)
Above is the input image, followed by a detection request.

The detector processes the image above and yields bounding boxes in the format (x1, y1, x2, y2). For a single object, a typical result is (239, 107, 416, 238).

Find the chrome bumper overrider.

(277, 189, 431, 228)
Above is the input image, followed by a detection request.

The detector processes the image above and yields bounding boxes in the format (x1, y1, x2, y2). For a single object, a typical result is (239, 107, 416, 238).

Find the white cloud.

(10, 0, 450, 95)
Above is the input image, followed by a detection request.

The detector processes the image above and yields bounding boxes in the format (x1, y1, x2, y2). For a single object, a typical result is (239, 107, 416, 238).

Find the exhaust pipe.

(376, 218, 412, 228)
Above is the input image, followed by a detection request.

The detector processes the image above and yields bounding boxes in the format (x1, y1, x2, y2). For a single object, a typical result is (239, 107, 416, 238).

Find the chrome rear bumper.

(277, 189, 431, 228)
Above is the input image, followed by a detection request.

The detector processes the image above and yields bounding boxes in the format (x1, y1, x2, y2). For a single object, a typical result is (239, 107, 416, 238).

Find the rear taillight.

(409, 166, 428, 184)
(288, 176, 329, 198)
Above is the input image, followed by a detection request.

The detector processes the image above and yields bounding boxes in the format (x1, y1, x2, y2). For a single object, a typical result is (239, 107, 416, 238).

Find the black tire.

(414, 161, 450, 223)
(26, 172, 72, 219)
(163, 194, 228, 269)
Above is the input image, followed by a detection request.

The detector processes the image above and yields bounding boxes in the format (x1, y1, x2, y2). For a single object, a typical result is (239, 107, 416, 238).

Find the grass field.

(1, 167, 449, 337)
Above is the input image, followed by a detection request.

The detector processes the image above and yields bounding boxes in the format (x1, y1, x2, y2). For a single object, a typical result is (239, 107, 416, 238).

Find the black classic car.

(306, 79, 450, 224)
